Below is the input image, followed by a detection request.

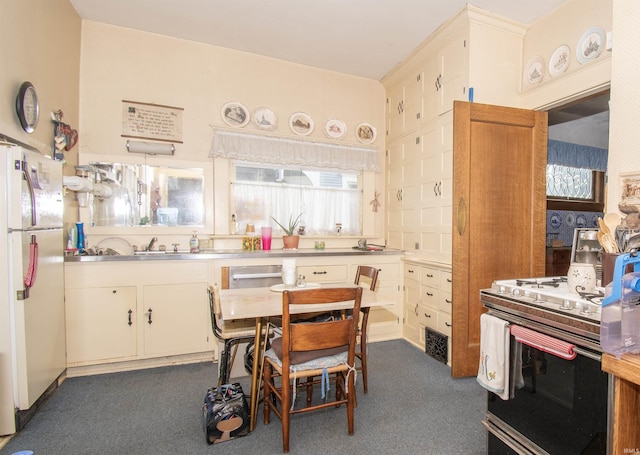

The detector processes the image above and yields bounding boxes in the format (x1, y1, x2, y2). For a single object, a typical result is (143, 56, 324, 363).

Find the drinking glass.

(261, 227, 272, 250)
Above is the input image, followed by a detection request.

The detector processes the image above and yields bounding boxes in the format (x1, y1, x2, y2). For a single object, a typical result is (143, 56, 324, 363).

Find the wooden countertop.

(602, 353, 640, 385)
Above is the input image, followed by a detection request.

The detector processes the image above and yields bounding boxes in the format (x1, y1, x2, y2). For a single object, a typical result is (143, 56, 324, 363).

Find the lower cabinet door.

(142, 282, 211, 356)
(65, 286, 137, 364)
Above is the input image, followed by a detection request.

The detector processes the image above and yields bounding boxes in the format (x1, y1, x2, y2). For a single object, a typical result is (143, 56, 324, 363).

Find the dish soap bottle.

(189, 231, 200, 253)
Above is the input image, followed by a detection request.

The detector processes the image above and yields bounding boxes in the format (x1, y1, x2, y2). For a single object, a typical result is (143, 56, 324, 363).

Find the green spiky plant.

(271, 213, 302, 236)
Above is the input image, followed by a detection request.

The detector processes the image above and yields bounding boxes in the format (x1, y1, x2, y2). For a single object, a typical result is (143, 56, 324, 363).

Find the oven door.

(484, 325, 610, 455)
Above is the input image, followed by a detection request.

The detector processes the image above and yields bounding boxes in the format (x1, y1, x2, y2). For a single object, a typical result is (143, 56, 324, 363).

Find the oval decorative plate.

(289, 112, 314, 136)
(356, 123, 377, 144)
(576, 214, 587, 228)
(221, 101, 250, 127)
(576, 26, 604, 64)
(549, 45, 571, 77)
(523, 56, 545, 87)
(324, 118, 347, 139)
(565, 212, 576, 227)
(253, 107, 277, 131)
(550, 213, 562, 229)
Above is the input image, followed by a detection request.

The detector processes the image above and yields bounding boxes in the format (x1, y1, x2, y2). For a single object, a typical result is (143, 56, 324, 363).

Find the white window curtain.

(233, 180, 360, 235)
(210, 130, 380, 172)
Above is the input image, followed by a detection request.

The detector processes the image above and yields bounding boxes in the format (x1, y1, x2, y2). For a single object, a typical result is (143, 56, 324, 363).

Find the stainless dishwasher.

(222, 264, 283, 289)
(219, 265, 283, 379)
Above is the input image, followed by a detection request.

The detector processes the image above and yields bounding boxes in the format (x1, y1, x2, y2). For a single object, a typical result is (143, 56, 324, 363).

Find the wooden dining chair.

(208, 284, 257, 386)
(353, 265, 379, 393)
(262, 286, 363, 453)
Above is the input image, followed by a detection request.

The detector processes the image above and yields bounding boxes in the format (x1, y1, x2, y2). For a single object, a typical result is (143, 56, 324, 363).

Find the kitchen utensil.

(598, 231, 619, 253)
(598, 216, 610, 234)
(604, 212, 622, 235)
(626, 233, 640, 252)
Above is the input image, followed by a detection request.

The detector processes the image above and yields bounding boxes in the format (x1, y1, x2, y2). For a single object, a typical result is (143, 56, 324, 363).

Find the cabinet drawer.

(438, 290, 452, 314)
(440, 270, 452, 293)
(421, 283, 438, 310)
(298, 265, 347, 283)
(403, 263, 420, 282)
(421, 266, 439, 288)
(438, 313, 452, 337)
(417, 304, 438, 330)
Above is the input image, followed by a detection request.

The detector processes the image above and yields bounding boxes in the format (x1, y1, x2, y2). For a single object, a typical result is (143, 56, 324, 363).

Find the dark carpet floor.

(0, 339, 487, 455)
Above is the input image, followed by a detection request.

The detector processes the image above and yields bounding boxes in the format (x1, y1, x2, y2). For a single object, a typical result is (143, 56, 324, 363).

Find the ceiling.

(69, 0, 567, 80)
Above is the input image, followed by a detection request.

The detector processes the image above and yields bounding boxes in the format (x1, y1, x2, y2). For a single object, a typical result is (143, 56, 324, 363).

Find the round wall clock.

(15, 81, 39, 133)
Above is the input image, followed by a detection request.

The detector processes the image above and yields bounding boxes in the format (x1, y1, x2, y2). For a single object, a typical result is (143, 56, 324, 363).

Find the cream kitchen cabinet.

(402, 262, 421, 346)
(386, 133, 422, 251)
(64, 260, 214, 375)
(65, 286, 137, 364)
(403, 259, 453, 364)
(384, 9, 523, 263)
(141, 283, 211, 357)
(386, 68, 424, 137)
(419, 114, 453, 262)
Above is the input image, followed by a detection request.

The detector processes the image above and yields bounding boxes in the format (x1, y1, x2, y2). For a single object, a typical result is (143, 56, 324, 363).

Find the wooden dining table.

(218, 284, 396, 431)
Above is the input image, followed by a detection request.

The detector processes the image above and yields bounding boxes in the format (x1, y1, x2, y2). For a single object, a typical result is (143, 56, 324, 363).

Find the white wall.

(78, 21, 386, 248)
(520, 0, 612, 110)
(608, 1, 640, 212)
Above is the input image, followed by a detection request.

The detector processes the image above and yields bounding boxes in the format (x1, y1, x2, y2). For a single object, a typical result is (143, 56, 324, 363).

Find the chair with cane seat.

(208, 283, 256, 386)
(353, 265, 379, 393)
(262, 286, 363, 453)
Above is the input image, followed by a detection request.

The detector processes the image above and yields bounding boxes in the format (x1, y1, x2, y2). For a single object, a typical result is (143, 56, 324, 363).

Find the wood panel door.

(451, 101, 547, 378)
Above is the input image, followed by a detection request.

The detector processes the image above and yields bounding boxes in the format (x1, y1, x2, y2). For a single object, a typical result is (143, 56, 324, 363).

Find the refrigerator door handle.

(20, 159, 37, 226)
(19, 235, 39, 300)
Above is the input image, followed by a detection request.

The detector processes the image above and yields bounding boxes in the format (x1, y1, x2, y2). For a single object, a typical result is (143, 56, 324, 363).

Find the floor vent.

(425, 328, 448, 364)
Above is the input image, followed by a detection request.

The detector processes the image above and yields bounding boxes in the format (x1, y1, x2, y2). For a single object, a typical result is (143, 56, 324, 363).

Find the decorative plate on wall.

(289, 112, 314, 136)
(523, 56, 545, 87)
(564, 212, 576, 227)
(253, 107, 277, 131)
(576, 26, 605, 64)
(549, 45, 571, 77)
(221, 101, 250, 127)
(324, 118, 347, 139)
(356, 123, 377, 144)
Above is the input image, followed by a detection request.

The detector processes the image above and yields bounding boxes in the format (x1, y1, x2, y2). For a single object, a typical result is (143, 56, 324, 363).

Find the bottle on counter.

(190, 231, 200, 253)
(76, 222, 85, 251)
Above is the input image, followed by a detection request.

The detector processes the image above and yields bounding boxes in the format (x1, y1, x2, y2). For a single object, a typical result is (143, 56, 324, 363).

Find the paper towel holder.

(126, 140, 175, 156)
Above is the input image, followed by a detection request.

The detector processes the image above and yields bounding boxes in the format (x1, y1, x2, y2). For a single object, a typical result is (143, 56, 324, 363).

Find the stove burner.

(516, 277, 567, 288)
(576, 288, 604, 304)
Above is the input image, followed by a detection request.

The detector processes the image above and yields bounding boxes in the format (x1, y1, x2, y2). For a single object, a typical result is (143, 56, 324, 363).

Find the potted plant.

(271, 213, 302, 250)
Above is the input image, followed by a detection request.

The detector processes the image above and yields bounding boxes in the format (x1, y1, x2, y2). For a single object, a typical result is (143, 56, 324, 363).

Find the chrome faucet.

(147, 236, 158, 251)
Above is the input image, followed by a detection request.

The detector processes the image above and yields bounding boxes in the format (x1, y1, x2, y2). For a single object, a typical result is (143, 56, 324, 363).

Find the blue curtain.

(547, 140, 608, 171)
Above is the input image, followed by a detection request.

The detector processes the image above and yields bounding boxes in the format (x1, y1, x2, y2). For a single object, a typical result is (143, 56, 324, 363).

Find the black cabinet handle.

(127, 309, 133, 326)
(147, 308, 153, 325)
(313, 271, 327, 275)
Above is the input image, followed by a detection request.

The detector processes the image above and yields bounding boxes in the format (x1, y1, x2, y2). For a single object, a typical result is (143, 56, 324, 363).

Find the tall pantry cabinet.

(383, 6, 527, 366)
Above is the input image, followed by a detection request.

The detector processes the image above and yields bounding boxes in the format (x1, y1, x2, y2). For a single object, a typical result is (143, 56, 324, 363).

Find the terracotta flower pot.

(282, 235, 300, 250)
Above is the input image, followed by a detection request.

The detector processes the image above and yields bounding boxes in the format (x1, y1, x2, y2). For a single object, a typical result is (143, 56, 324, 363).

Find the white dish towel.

(476, 313, 510, 400)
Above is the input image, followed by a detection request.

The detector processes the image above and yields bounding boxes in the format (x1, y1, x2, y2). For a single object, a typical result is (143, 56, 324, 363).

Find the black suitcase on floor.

(202, 383, 250, 444)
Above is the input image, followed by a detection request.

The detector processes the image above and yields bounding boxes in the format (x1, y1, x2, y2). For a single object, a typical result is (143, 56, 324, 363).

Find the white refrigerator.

(0, 143, 65, 435)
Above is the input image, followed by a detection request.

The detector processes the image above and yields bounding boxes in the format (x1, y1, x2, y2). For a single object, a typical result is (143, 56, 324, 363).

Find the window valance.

(547, 140, 608, 171)
(210, 130, 381, 172)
